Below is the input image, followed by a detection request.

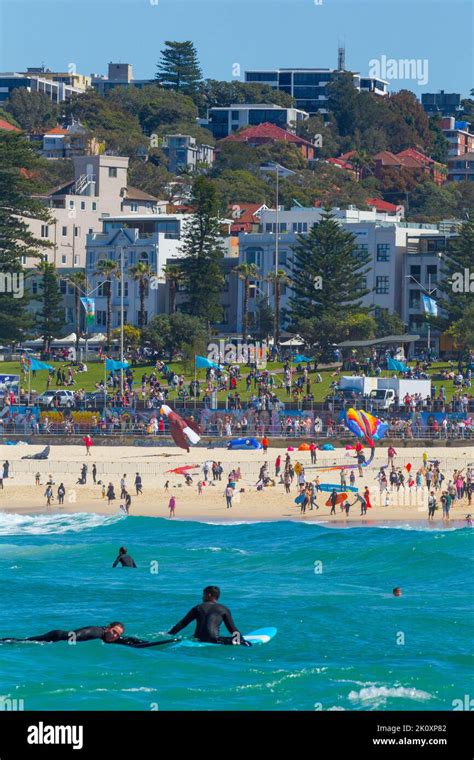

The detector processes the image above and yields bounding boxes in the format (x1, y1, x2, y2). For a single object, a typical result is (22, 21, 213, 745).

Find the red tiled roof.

(366, 197, 400, 212)
(397, 148, 435, 166)
(373, 150, 401, 166)
(44, 126, 69, 136)
(339, 150, 357, 160)
(325, 157, 355, 170)
(228, 203, 266, 224)
(222, 122, 314, 148)
(0, 118, 21, 132)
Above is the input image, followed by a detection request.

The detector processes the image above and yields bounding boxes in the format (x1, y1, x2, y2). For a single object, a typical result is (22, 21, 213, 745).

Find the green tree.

(374, 308, 406, 338)
(288, 211, 371, 352)
(35, 260, 64, 352)
(327, 73, 361, 137)
(0, 133, 52, 342)
(66, 271, 87, 351)
(213, 169, 269, 205)
(266, 269, 291, 346)
(112, 324, 141, 350)
(129, 260, 153, 328)
(253, 297, 274, 342)
(66, 90, 146, 155)
(142, 313, 207, 360)
(162, 263, 184, 314)
(446, 302, 474, 350)
(107, 85, 200, 135)
(438, 218, 474, 327)
(5, 90, 59, 134)
(156, 41, 203, 95)
(233, 262, 260, 337)
(94, 259, 119, 346)
(179, 176, 225, 325)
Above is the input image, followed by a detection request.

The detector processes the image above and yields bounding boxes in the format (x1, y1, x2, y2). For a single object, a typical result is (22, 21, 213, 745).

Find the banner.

(105, 358, 129, 371)
(422, 295, 438, 317)
(80, 297, 96, 325)
(29, 358, 53, 371)
(195, 355, 220, 369)
(387, 357, 409, 373)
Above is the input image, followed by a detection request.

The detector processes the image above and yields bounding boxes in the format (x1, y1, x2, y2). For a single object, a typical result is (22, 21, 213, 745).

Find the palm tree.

(233, 263, 260, 338)
(67, 271, 87, 352)
(129, 261, 153, 328)
(94, 259, 119, 347)
(266, 269, 291, 347)
(162, 263, 184, 315)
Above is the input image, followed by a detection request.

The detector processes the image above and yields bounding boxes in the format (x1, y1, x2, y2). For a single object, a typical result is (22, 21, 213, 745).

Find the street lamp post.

(119, 244, 125, 397)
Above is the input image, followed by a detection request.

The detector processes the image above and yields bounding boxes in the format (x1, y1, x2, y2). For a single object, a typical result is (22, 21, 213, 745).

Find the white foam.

(0, 512, 123, 536)
(348, 686, 432, 703)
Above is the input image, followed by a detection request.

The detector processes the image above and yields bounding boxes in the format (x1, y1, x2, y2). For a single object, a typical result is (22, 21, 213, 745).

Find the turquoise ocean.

(0, 513, 472, 711)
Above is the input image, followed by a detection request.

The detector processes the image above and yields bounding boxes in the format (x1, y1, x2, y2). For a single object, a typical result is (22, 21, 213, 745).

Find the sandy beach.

(0, 442, 472, 525)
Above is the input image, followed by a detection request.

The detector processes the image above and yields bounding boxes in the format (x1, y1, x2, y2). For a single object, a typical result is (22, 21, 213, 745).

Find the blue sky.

(1, 0, 472, 98)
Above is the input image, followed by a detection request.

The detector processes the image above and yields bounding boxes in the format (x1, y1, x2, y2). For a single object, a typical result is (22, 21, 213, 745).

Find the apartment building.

(207, 103, 308, 139)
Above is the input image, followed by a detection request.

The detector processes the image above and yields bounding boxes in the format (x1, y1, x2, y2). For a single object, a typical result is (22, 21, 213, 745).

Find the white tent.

(279, 336, 304, 347)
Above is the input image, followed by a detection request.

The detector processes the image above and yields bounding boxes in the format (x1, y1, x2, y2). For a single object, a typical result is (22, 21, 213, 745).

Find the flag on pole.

(80, 297, 96, 326)
(422, 295, 438, 317)
(387, 357, 409, 373)
(105, 358, 129, 371)
(195, 355, 220, 369)
(28, 357, 54, 371)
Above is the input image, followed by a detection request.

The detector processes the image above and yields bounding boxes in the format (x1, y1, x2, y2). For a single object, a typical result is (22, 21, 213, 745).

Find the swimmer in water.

(168, 585, 252, 646)
(112, 547, 137, 568)
(392, 587, 402, 597)
(0, 622, 175, 648)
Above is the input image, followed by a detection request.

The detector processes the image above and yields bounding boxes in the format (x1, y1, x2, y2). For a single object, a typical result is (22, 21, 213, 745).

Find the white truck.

(339, 376, 432, 410)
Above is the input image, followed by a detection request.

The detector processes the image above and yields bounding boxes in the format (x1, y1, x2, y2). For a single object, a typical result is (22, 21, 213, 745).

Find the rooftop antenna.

(337, 43, 346, 72)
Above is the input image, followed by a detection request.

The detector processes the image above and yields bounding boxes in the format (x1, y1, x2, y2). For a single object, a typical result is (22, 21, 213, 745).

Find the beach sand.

(0, 443, 472, 526)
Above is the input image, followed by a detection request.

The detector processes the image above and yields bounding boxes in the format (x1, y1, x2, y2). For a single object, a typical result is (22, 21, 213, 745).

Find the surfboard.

(170, 627, 277, 649)
(317, 484, 358, 493)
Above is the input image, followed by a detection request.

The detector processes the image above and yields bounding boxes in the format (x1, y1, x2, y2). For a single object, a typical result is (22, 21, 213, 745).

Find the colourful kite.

(311, 408, 388, 472)
(160, 405, 201, 452)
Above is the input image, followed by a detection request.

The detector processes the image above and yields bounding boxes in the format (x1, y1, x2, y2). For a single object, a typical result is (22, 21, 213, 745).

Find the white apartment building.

(237, 206, 445, 336)
(85, 215, 190, 332)
(26, 154, 163, 270)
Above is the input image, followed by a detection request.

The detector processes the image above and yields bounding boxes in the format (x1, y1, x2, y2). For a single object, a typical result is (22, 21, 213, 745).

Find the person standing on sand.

(387, 445, 397, 469)
(135, 473, 143, 495)
(359, 494, 367, 516)
(198, 481, 203, 495)
(224, 484, 234, 509)
(57, 483, 65, 505)
(44, 485, 53, 508)
(107, 483, 115, 505)
(330, 489, 338, 515)
(275, 455, 281, 478)
(428, 491, 437, 520)
(340, 469, 347, 489)
(124, 491, 132, 513)
(35, 472, 41, 486)
(120, 475, 127, 499)
(92, 463, 97, 484)
(284, 472, 291, 494)
(3, 461, 9, 480)
(363, 486, 372, 510)
(168, 495, 176, 518)
(309, 441, 317, 464)
(83, 435, 93, 456)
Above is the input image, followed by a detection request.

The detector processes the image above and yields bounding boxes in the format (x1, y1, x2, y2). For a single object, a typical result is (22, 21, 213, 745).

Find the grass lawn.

(1, 358, 466, 405)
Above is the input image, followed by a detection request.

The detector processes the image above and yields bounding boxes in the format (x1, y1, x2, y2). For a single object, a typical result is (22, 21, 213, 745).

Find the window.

(354, 244, 369, 255)
(41, 225, 49, 238)
(108, 167, 117, 178)
(139, 252, 149, 263)
(130, 202, 138, 212)
(96, 310, 107, 326)
(74, 226, 80, 237)
(231, 110, 239, 120)
(245, 247, 263, 267)
(74, 255, 79, 265)
(62, 226, 67, 236)
(426, 265, 437, 284)
(80, 201, 86, 210)
(61, 255, 67, 264)
(92, 202, 97, 211)
(117, 282, 129, 297)
(292, 222, 308, 233)
(375, 276, 390, 294)
(410, 265, 421, 278)
(68, 200, 75, 210)
(97, 281, 105, 297)
(376, 243, 391, 262)
(409, 290, 421, 309)
(32, 281, 38, 295)
(65, 307, 74, 323)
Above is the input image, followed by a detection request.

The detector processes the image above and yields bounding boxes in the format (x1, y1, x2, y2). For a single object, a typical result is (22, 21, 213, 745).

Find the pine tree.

(35, 260, 64, 352)
(289, 210, 371, 321)
(438, 219, 474, 327)
(179, 177, 225, 325)
(156, 41, 202, 95)
(0, 132, 52, 342)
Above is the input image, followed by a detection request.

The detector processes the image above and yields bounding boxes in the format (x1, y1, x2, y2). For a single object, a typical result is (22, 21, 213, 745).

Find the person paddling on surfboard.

(168, 586, 252, 646)
(0, 622, 177, 648)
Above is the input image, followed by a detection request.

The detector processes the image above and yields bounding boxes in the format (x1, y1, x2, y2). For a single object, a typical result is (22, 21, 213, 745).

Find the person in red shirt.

(275, 455, 281, 477)
(158, 417, 165, 435)
(262, 436, 269, 453)
(309, 441, 317, 464)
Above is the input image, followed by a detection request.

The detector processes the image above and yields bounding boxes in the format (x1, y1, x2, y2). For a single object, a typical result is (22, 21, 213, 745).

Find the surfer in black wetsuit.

(0, 622, 175, 648)
(168, 586, 252, 646)
(112, 547, 137, 568)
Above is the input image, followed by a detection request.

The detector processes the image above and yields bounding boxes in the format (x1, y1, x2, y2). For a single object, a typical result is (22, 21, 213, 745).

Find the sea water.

(0, 513, 472, 711)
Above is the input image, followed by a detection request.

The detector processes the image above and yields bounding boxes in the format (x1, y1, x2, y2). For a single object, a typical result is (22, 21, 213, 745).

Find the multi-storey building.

(207, 103, 308, 139)
(236, 206, 447, 347)
(244, 69, 387, 115)
(439, 117, 474, 157)
(0, 71, 84, 103)
(447, 152, 474, 181)
(162, 134, 215, 173)
(421, 91, 462, 117)
(91, 62, 154, 95)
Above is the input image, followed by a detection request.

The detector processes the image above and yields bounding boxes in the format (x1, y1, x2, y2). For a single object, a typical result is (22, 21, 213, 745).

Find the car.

(35, 390, 76, 408)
